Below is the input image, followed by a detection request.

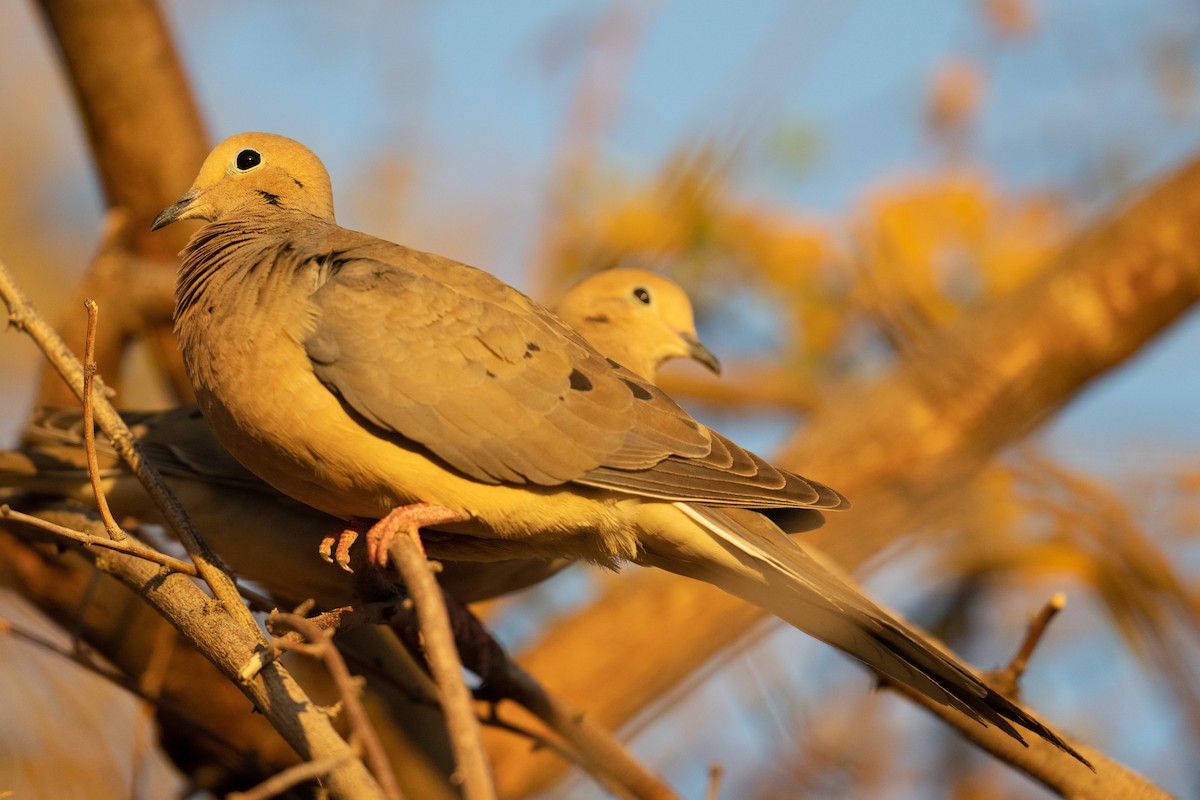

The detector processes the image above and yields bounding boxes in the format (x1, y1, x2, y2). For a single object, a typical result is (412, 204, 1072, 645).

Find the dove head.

(152, 133, 335, 230)
(555, 269, 720, 380)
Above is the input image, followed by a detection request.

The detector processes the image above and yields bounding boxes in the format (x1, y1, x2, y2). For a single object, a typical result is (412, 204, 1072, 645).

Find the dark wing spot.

(526, 342, 541, 352)
(292, 178, 305, 189)
(583, 314, 610, 323)
(569, 369, 593, 392)
(257, 190, 282, 206)
(485, 370, 496, 379)
(681, 417, 700, 431)
(606, 358, 622, 369)
(621, 378, 652, 400)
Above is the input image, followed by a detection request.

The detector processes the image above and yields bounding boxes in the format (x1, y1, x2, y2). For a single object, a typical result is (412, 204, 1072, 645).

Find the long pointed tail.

(638, 502, 1089, 766)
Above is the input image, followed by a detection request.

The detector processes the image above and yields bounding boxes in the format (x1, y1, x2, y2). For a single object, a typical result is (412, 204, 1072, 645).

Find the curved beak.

(682, 333, 721, 374)
(151, 188, 202, 231)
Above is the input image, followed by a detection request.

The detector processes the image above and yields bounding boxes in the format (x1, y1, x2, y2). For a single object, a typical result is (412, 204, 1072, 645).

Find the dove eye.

(235, 149, 262, 171)
(632, 287, 652, 305)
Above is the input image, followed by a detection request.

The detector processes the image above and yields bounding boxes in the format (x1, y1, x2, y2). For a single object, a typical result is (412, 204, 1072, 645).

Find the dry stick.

(227, 754, 360, 800)
(1, 613, 138, 691)
(0, 260, 258, 635)
(387, 534, 497, 800)
(269, 611, 403, 800)
(0, 504, 197, 575)
(240, 600, 421, 682)
(705, 763, 724, 800)
(80, 298, 126, 541)
(990, 593, 1068, 699)
(480, 707, 578, 765)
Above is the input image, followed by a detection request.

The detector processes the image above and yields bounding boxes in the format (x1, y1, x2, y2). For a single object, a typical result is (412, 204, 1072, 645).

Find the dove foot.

(320, 518, 380, 572)
(365, 503, 470, 570)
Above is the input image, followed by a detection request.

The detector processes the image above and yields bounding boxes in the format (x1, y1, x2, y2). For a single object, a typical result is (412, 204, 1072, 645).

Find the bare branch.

(990, 593, 1068, 698)
(269, 611, 403, 800)
(80, 297, 125, 541)
(386, 533, 497, 800)
(227, 753, 360, 800)
(0, 504, 195, 575)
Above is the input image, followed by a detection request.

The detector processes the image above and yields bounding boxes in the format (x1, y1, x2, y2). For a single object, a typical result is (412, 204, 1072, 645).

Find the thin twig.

(241, 599, 417, 681)
(989, 593, 1068, 699)
(80, 298, 125, 541)
(480, 704, 578, 764)
(269, 611, 403, 800)
(439, 595, 678, 800)
(0, 259, 260, 635)
(705, 763, 724, 800)
(227, 753, 359, 800)
(1, 503, 197, 575)
(485, 654, 679, 800)
(0, 614, 136, 690)
(387, 533, 497, 800)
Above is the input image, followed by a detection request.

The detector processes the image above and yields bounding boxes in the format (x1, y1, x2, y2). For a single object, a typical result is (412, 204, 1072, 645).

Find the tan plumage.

(0, 274, 718, 605)
(151, 132, 1084, 759)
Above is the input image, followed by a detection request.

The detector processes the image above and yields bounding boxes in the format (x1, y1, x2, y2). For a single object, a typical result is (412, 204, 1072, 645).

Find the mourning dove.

(150, 132, 1083, 758)
(1, 271, 718, 605)
(553, 269, 720, 380)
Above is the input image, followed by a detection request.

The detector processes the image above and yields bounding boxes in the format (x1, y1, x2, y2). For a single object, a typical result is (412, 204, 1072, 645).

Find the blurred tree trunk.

(35, 0, 205, 405)
(490, 156, 1200, 797)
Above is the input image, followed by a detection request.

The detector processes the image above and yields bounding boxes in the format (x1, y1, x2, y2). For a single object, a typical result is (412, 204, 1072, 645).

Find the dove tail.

(648, 503, 1090, 767)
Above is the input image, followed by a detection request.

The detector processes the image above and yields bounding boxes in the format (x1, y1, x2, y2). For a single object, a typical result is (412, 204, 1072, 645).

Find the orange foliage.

(847, 173, 1066, 337)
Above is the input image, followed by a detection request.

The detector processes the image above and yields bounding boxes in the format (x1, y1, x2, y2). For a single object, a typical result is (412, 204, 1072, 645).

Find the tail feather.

(646, 503, 1088, 766)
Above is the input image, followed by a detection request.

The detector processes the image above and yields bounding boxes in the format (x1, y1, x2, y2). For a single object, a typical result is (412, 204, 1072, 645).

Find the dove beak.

(151, 188, 204, 231)
(682, 333, 721, 374)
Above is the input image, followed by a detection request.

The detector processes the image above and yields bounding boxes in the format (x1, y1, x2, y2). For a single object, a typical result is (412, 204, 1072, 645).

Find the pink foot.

(365, 504, 469, 570)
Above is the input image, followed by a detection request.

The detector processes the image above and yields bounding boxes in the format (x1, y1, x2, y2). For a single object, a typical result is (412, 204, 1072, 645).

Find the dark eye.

(236, 149, 262, 171)
(632, 287, 651, 305)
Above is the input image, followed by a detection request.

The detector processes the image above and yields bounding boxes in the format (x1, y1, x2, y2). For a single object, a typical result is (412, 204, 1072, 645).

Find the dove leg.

(366, 503, 470, 570)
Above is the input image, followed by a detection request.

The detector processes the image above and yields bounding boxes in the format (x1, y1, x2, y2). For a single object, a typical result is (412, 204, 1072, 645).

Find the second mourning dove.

(151, 132, 1084, 758)
(1, 269, 718, 607)
(554, 268, 720, 380)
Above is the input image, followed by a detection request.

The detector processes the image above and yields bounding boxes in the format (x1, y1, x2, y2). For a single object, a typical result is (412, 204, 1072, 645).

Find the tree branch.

(386, 534, 496, 800)
(496, 151, 1200, 796)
